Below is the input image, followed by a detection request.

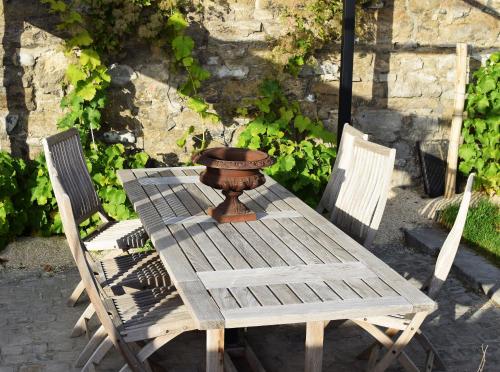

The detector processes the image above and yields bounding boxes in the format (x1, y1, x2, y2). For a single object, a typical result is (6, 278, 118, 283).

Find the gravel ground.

(373, 186, 437, 246)
(0, 236, 72, 270)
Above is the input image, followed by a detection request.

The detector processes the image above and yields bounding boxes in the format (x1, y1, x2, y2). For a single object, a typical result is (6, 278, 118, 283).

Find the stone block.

(388, 79, 422, 98)
(405, 227, 500, 305)
(212, 65, 249, 79)
(109, 64, 137, 87)
(355, 109, 403, 142)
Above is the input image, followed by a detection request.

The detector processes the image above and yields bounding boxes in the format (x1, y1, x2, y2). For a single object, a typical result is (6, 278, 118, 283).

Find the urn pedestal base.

(207, 190, 257, 223)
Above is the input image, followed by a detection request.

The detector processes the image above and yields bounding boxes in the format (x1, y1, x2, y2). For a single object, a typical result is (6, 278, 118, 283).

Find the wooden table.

(118, 166, 436, 372)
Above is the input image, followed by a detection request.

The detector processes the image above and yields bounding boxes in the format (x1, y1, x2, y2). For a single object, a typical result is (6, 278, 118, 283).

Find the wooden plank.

(252, 187, 357, 263)
(245, 188, 341, 264)
(223, 296, 413, 328)
(187, 178, 310, 306)
(197, 262, 375, 289)
(444, 43, 468, 198)
(158, 181, 271, 309)
(120, 170, 224, 330)
(305, 321, 324, 372)
(161, 211, 301, 225)
(210, 288, 240, 310)
(344, 278, 380, 299)
(261, 177, 436, 313)
(326, 280, 362, 300)
(138, 176, 200, 185)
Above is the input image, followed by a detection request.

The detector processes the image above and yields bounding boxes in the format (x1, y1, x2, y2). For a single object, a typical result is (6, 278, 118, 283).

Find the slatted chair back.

(329, 137, 396, 247)
(316, 123, 368, 216)
(427, 173, 475, 299)
(43, 138, 148, 372)
(43, 128, 101, 224)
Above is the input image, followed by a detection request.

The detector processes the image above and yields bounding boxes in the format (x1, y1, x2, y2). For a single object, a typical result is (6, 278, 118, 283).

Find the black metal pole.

(337, 0, 356, 148)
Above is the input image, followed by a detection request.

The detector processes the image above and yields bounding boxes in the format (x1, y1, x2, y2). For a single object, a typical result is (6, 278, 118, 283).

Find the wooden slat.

(139, 176, 200, 185)
(119, 167, 435, 329)
(119, 170, 224, 329)
(261, 177, 436, 313)
(157, 169, 279, 309)
(198, 262, 376, 289)
(161, 211, 301, 225)
(186, 178, 313, 305)
(223, 296, 413, 328)
(252, 187, 358, 263)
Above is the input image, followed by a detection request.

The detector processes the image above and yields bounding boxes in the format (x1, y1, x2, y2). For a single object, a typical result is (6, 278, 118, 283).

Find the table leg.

(305, 321, 324, 372)
(207, 329, 224, 372)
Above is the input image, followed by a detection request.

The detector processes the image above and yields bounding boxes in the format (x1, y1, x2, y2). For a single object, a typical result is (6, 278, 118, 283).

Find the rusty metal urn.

(193, 147, 274, 223)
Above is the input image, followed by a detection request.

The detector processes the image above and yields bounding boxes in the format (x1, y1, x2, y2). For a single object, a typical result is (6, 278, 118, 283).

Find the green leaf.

(478, 77, 496, 93)
(279, 155, 296, 171)
(167, 11, 188, 31)
(294, 115, 311, 133)
(66, 64, 87, 86)
(458, 144, 476, 162)
(171, 36, 194, 61)
(187, 97, 208, 113)
(182, 57, 194, 67)
(80, 49, 101, 69)
(76, 84, 97, 101)
(68, 30, 93, 48)
(476, 97, 490, 113)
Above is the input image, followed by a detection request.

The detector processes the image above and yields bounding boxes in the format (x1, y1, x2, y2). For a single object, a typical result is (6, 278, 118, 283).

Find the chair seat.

(98, 251, 170, 293)
(109, 287, 196, 342)
(84, 219, 148, 251)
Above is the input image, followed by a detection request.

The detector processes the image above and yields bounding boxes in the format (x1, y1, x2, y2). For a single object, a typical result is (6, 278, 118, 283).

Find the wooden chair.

(318, 131, 396, 248)
(42, 128, 168, 307)
(43, 129, 172, 342)
(316, 123, 368, 216)
(353, 173, 475, 372)
(44, 131, 195, 371)
(58, 188, 195, 372)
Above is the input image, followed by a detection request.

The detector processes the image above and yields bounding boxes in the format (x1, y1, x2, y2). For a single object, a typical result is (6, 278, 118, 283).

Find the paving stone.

(1, 241, 500, 371)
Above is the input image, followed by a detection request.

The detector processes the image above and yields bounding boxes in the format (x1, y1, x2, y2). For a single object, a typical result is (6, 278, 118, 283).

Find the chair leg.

(357, 328, 399, 360)
(372, 312, 428, 372)
(118, 332, 181, 372)
(67, 280, 86, 307)
(366, 344, 380, 371)
(75, 325, 108, 367)
(81, 335, 113, 372)
(425, 351, 435, 372)
(71, 303, 96, 338)
(415, 331, 446, 371)
(352, 320, 419, 372)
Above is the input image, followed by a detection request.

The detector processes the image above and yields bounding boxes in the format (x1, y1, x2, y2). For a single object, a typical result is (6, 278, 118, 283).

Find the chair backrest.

(316, 123, 369, 215)
(427, 173, 475, 298)
(43, 128, 101, 224)
(43, 133, 145, 371)
(329, 137, 396, 247)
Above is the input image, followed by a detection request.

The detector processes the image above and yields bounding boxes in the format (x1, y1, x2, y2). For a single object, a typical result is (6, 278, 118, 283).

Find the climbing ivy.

(273, 0, 374, 76)
(459, 52, 500, 194)
(237, 80, 336, 206)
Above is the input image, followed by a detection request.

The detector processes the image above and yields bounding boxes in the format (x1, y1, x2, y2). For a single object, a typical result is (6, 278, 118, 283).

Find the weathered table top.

(118, 166, 435, 330)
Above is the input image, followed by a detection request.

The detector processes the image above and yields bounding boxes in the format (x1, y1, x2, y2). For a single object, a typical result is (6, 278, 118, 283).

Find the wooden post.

(305, 321, 324, 372)
(444, 43, 468, 198)
(207, 329, 224, 372)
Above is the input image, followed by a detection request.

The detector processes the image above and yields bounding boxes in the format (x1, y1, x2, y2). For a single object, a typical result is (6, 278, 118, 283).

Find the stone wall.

(1, 0, 499, 186)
